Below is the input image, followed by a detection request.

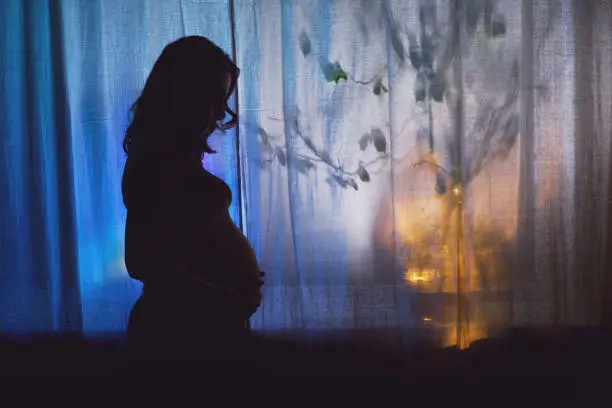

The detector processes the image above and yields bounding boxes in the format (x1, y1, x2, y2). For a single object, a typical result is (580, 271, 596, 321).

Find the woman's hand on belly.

(242, 270, 265, 317)
(173, 264, 264, 316)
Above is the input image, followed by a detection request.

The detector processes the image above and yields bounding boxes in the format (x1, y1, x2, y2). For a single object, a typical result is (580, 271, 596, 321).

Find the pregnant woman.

(121, 36, 263, 358)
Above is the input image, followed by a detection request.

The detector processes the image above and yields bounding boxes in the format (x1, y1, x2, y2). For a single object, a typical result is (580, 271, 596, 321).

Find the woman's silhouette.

(122, 36, 263, 358)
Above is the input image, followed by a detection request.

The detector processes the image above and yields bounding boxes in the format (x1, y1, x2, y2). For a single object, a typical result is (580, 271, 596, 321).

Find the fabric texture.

(1, 0, 611, 347)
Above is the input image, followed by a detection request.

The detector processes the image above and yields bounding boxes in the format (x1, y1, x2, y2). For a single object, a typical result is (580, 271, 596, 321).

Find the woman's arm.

(174, 264, 265, 316)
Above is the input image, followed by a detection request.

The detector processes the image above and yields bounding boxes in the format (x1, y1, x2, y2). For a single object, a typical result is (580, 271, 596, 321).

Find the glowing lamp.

(404, 267, 438, 284)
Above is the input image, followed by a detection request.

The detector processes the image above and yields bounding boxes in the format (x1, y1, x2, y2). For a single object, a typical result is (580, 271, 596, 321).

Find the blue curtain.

(0, 0, 240, 334)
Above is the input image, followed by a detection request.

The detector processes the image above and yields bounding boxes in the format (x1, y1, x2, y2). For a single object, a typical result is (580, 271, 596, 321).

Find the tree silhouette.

(253, 0, 556, 346)
(256, 0, 521, 193)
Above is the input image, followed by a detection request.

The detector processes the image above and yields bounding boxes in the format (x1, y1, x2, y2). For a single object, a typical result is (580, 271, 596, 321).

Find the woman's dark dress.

(122, 153, 257, 357)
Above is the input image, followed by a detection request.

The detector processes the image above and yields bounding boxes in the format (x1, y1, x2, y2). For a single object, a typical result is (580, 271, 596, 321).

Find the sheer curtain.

(1, 0, 610, 346)
(236, 0, 612, 346)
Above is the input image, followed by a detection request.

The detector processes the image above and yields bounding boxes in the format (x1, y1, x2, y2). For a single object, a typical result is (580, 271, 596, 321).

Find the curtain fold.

(1, 0, 610, 345)
(0, 0, 80, 332)
(571, 0, 612, 324)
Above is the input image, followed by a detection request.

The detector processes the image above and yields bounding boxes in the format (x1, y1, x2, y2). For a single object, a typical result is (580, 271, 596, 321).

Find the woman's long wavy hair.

(123, 36, 239, 158)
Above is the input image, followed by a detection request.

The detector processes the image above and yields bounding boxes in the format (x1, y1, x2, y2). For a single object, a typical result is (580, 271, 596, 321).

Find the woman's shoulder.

(123, 154, 231, 209)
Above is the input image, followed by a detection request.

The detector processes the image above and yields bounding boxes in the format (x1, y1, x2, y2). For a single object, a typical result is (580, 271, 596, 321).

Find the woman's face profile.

(202, 72, 232, 136)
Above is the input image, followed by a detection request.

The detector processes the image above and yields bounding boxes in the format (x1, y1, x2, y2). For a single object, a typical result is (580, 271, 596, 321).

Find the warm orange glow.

(373, 147, 519, 349)
(404, 267, 438, 284)
(443, 325, 488, 349)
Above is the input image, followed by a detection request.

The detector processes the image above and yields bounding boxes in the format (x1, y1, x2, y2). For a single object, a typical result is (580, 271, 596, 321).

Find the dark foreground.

(1, 327, 610, 401)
